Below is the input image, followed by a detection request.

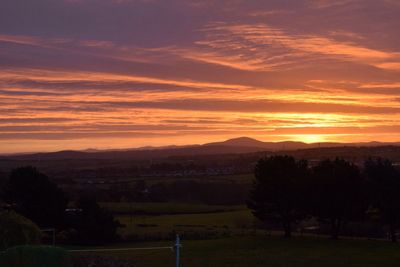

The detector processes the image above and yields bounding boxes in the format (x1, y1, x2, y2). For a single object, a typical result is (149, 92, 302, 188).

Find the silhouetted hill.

(203, 137, 399, 151)
(1, 145, 266, 161)
(1, 137, 399, 161)
(205, 137, 311, 150)
(206, 137, 268, 147)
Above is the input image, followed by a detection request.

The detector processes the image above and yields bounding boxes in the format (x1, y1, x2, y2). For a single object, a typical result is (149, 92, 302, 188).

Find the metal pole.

(174, 234, 181, 267)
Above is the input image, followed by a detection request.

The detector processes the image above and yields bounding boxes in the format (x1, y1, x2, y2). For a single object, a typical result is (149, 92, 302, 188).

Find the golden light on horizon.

(294, 134, 326, 144)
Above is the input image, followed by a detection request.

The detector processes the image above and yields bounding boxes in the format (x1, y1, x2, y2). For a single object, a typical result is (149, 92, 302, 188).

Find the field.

(75, 201, 400, 266)
(101, 202, 246, 215)
(101, 202, 256, 240)
(89, 202, 400, 267)
(117, 210, 254, 240)
(71, 236, 400, 267)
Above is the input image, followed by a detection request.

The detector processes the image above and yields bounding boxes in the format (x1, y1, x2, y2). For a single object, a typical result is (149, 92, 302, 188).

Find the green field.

(99, 202, 256, 240)
(90, 202, 400, 266)
(116, 208, 255, 240)
(101, 202, 246, 215)
(71, 236, 400, 267)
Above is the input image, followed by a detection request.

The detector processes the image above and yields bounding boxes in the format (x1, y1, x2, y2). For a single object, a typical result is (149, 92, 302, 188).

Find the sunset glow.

(1, 0, 400, 153)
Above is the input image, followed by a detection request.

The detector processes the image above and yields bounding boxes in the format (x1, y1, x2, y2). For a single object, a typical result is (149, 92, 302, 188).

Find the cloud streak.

(191, 23, 400, 72)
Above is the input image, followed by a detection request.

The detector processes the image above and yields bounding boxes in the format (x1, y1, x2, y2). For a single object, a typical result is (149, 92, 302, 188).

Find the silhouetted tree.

(310, 159, 367, 239)
(67, 195, 120, 245)
(365, 158, 400, 242)
(248, 155, 309, 238)
(2, 166, 68, 228)
(0, 170, 7, 194)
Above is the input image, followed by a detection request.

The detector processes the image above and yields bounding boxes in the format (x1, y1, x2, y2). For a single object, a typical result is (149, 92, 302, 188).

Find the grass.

(101, 202, 245, 215)
(70, 235, 400, 267)
(116, 209, 255, 240)
(100, 202, 254, 240)
(92, 201, 400, 266)
(71, 201, 400, 266)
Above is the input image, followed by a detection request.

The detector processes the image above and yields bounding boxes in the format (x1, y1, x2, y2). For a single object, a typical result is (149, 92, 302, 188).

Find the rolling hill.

(1, 137, 399, 161)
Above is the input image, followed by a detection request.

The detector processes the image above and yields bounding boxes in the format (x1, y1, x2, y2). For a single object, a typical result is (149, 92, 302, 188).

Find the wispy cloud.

(191, 23, 400, 71)
(308, 0, 360, 9)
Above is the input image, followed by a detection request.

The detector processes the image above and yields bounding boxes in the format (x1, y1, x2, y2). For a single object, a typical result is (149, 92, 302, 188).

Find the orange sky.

(1, 0, 400, 153)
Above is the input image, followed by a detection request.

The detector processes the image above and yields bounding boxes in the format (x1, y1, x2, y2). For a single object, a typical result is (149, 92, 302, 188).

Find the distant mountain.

(207, 137, 400, 151)
(1, 137, 399, 161)
(82, 144, 194, 153)
(205, 137, 312, 150)
(205, 137, 268, 147)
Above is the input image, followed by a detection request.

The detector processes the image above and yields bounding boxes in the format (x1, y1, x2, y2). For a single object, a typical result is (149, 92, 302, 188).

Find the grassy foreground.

(105, 203, 254, 240)
(117, 209, 254, 239)
(72, 235, 400, 267)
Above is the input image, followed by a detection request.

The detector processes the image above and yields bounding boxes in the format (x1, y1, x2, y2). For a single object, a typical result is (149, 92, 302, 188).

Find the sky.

(1, 0, 400, 153)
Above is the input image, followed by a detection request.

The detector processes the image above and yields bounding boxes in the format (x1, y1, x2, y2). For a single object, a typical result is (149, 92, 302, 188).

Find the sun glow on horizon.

(284, 134, 327, 144)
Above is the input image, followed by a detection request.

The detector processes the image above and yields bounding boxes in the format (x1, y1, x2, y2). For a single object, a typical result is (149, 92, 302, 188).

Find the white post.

(174, 234, 181, 267)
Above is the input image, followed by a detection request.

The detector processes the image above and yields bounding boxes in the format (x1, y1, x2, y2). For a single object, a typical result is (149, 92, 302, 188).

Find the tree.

(248, 155, 309, 238)
(67, 195, 120, 245)
(310, 159, 367, 239)
(0, 210, 41, 250)
(2, 166, 68, 228)
(365, 158, 400, 242)
(0, 170, 7, 193)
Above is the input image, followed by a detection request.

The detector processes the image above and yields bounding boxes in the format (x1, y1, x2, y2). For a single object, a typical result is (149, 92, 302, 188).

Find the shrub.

(65, 195, 120, 245)
(0, 245, 71, 267)
(2, 166, 68, 228)
(0, 211, 41, 250)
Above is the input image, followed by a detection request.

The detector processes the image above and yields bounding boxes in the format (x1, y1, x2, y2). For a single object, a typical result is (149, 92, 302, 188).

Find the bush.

(65, 195, 121, 245)
(0, 245, 71, 267)
(0, 211, 41, 250)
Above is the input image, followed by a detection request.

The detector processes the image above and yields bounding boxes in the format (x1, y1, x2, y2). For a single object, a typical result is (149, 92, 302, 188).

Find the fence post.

(174, 234, 181, 267)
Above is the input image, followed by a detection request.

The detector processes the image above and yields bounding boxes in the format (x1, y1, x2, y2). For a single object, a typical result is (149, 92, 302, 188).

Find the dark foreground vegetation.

(3, 236, 400, 267)
(248, 156, 400, 241)
(0, 245, 137, 267)
(1, 148, 400, 266)
(71, 236, 400, 267)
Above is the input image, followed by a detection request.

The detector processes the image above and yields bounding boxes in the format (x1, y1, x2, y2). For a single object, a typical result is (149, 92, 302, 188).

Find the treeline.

(105, 180, 250, 205)
(248, 156, 400, 241)
(63, 175, 250, 205)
